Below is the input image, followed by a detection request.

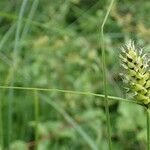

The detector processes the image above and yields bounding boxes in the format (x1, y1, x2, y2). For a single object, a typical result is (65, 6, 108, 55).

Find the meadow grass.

(0, 0, 149, 149)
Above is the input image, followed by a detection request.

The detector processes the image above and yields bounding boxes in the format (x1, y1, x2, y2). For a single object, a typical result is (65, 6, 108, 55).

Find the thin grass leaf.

(100, 0, 115, 149)
(40, 94, 98, 150)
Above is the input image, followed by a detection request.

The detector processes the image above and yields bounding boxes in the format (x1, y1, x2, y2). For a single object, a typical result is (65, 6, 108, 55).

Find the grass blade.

(40, 94, 98, 150)
(7, 0, 28, 148)
(0, 85, 143, 106)
(100, 0, 115, 149)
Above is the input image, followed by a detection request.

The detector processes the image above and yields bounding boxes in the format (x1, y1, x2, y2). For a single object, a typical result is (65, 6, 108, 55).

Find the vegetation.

(0, 0, 150, 149)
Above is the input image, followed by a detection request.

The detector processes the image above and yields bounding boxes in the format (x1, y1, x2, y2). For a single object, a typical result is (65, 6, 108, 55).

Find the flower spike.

(120, 40, 150, 105)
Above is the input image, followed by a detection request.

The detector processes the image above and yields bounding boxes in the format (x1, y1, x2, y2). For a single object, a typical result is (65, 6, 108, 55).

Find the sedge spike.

(120, 40, 150, 105)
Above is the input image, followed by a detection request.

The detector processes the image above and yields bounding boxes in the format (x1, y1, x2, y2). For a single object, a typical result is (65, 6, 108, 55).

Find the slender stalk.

(7, 0, 28, 147)
(34, 90, 39, 150)
(147, 108, 150, 150)
(0, 15, 15, 150)
(0, 85, 143, 106)
(0, 98, 3, 149)
(100, 0, 114, 149)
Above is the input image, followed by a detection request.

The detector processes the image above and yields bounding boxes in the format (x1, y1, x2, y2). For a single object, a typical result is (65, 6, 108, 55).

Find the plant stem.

(0, 85, 143, 106)
(147, 108, 150, 150)
(100, 0, 114, 149)
(34, 90, 39, 150)
(7, 0, 28, 148)
(0, 98, 3, 149)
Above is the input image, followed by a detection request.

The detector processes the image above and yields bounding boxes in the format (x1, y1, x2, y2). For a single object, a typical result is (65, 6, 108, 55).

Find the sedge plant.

(120, 40, 150, 149)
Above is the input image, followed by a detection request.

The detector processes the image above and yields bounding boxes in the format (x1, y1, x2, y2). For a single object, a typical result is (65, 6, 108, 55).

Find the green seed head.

(120, 40, 150, 104)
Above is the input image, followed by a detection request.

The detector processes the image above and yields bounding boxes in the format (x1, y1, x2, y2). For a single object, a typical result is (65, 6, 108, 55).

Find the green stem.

(0, 85, 143, 106)
(7, 0, 28, 148)
(0, 98, 3, 149)
(147, 108, 150, 150)
(34, 90, 39, 150)
(100, 0, 114, 149)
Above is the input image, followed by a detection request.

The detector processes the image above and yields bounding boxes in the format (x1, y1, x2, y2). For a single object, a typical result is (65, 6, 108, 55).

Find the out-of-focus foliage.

(0, 0, 150, 149)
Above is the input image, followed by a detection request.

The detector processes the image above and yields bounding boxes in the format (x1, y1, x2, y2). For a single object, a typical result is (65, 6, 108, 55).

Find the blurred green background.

(0, 0, 150, 149)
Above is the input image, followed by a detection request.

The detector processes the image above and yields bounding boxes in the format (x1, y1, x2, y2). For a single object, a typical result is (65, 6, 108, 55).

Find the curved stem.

(100, 0, 115, 149)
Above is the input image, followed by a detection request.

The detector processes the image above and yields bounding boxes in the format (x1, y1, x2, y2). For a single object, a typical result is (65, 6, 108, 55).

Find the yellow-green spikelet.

(120, 40, 150, 104)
